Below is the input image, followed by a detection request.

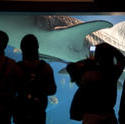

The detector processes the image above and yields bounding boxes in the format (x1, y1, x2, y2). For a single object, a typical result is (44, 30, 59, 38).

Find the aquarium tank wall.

(0, 13, 125, 124)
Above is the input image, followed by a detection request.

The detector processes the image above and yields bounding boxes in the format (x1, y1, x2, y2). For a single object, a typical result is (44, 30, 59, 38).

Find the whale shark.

(0, 15, 113, 62)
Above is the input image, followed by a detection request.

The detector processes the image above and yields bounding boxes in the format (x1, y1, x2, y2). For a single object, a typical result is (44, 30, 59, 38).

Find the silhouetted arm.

(119, 80, 125, 124)
(113, 48, 125, 84)
(112, 48, 125, 82)
(66, 60, 85, 83)
(44, 63, 56, 95)
(113, 48, 125, 68)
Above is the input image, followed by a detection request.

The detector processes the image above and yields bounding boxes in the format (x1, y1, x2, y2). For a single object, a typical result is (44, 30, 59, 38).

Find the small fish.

(48, 96, 59, 104)
(13, 48, 21, 53)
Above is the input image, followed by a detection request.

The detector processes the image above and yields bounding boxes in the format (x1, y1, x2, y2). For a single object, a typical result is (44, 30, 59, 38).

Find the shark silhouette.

(0, 15, 113, 62)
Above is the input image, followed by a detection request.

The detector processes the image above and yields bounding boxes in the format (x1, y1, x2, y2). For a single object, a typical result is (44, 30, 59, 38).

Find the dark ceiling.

(0, 0, 124, 12)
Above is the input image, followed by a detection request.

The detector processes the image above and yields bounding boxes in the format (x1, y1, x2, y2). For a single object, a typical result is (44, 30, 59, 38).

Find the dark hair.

(95, 43, 114, 66)
(20, 34, 39, 60)
(20, 34, 39, 52)
(0, 31, 9, 51)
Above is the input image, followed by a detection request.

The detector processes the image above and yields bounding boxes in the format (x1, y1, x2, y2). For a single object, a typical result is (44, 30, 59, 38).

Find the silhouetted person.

(14, 34, 56, 124)
(0, 31, 21, 124)
(66, 43, 125, 124)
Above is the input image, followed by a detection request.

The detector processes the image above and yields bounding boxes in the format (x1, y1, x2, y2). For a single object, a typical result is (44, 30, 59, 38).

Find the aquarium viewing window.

(0, 12, 125, 124)
(0, 3, 125, 124)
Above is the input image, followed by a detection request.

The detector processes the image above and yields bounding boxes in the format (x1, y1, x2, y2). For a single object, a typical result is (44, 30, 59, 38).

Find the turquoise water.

(3, 15, 125, 124)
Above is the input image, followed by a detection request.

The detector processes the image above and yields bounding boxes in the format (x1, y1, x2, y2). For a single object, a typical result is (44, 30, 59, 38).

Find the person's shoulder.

(5, 56, 16, 65)
(39, 59, 47, 65)
(75, 58, 95, 66)
(4, 56, 22, 74)
(40, 60, 53, 72)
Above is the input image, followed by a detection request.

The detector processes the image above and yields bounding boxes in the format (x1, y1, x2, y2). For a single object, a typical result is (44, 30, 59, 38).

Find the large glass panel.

(0, 13, 125, 124)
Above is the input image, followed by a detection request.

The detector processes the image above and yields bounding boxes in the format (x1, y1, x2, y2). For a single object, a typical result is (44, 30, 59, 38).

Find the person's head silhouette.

(95, 43, 114, 67)
(20, 34, 39, 60)
(0, 31, 9, 53)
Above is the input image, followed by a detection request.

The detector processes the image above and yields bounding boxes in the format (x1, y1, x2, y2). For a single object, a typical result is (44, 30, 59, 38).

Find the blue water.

(4, 15, 125, 124)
